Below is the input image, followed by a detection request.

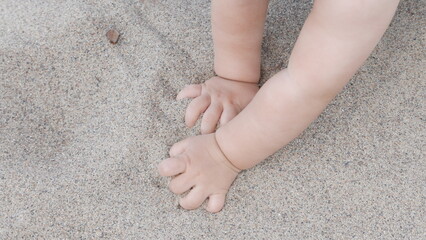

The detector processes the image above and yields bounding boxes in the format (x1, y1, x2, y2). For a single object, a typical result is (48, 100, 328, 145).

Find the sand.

(1, 0, 425, 239)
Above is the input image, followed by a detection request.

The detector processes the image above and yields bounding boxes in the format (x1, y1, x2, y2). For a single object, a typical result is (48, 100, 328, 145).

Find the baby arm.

(218, 0, 401, 169)
(177, 0, 269, 133)
(159, 0, 400, 212)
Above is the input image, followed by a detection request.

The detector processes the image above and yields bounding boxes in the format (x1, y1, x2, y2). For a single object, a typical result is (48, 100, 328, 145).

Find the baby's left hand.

(158, 134, 240, 213)
(177, 76, 259, 134)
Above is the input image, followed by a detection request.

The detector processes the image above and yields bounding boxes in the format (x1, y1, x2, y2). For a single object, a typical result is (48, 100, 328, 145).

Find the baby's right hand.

(158, 133, 240, 213)
(177, 76, 259, 134)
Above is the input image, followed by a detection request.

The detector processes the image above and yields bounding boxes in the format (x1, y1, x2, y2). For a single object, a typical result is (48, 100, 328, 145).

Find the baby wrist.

(215, 75, 259, 86)
(213, 133, 242, 173)
(214, 67, 260, 84)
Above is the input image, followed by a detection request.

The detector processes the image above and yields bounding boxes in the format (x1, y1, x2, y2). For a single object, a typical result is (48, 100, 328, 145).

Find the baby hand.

(177, 76, 258, 134)
(158, 134, 240, 213)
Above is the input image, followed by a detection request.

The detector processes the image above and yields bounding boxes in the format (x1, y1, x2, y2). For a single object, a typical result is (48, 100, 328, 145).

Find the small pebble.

(106, 29, 120, 44)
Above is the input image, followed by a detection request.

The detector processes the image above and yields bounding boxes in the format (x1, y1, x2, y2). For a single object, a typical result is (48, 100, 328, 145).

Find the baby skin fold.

(158, 0, 400, 213)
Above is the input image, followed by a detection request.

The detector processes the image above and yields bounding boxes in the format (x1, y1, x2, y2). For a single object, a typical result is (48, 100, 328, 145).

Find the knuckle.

(185, 111, 196, 124)
(180, 153, 191, 167)
(201, 126, 212, 134)
(160, 163, 171, 174)
(168, 181, 179, 194)
(201, 115, 213, 125)
(181, 198, 200, 210)
(169, 144, 180, 156)
(168, 146, 175, 156)
(212, 91, 224, 99)
(225, 97, 238, 106)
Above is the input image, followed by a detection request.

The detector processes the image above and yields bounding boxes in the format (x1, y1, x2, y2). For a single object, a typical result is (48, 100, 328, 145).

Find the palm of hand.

(177, 76, 259, 134)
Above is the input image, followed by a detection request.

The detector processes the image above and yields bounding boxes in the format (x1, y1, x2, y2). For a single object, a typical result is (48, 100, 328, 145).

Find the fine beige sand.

(1, 0, 425, 239)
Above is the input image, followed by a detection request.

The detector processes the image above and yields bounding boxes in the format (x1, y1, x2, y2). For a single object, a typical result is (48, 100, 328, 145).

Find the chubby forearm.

(212, 0, 269, 83)
(216, 70, 328, 169)
(288, 0, 400, 99)
(215, 0, 399, 170)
